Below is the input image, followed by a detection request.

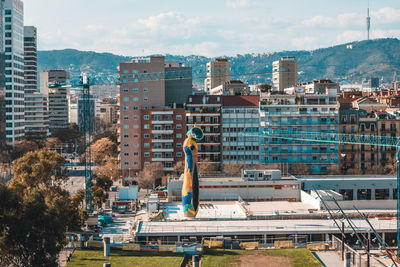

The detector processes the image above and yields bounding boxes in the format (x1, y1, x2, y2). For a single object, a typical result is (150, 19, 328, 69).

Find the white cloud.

(225, 0, 249, 8)
(301, 12, 362, 28)
(335, 30, 364, 44)
(371, 7, 400, 24)
(291, 36, 319, 50)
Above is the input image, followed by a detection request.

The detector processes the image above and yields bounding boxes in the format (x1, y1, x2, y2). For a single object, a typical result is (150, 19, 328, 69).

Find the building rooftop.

(222, 95, 260, 107)
(297, 175, 396, 181)
(136, 218, 397, 237)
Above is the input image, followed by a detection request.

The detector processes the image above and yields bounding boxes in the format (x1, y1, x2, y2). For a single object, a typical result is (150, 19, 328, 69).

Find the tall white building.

(272, 56, 298, 92)
(24, 26, 49, 141)
(4, 0, 25, 145)
(204, 58, 230, 93)
(0, 0, 7, 144)
(41, 70, 70, 131)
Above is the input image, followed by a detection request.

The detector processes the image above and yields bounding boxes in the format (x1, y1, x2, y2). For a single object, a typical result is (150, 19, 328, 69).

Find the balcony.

(151, 121, 173, 124)
(152, 158, 174, 162)
(152, 130, 173, 134)
(152, 148, 174, 152)
(152, 139, 174, 143)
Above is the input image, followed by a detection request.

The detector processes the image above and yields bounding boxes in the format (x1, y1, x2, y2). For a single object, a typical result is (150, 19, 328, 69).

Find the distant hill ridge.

(38, 38, 400, 85)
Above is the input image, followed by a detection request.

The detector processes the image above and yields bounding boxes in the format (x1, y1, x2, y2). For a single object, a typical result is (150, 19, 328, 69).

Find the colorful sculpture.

(182, 126, 204, 217)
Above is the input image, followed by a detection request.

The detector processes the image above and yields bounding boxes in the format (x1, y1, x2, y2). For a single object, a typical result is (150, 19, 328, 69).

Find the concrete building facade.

(0, 0, 6, 145)
(272, 56, 298, 91)
(209, 80, 249, 96)
(260, 87, 339, 174)
(24, 26, 49, 142)
(4, 0, 25, 144)
(221, 95, 260, 165)
(204, 58, 230, 93)
(42, 70, 70, 131)
(164, 61, 192, 106)
(186, 95, 222, 169)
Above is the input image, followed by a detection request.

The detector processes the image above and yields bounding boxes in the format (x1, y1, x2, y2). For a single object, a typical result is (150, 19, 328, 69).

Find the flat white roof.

(137, 218, 397, 236)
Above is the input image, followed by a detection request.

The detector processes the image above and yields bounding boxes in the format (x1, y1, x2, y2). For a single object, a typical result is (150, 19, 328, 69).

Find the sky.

(23, 0, 400, 57)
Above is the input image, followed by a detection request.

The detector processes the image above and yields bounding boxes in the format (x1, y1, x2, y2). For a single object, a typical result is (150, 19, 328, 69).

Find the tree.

(51, 123, 82, 143)
(90, 137, 117, 165)
(138, 162, 164, 191)
(9, 150, 67, 194)
(40, 137, 61, 150)
(11, 140, 39, 161)
(0, 150, 84, 266)
(290, 163, 311, 176)
(93, 129, 118, 144)
(95, 156, 121, 181)
(198, 158, 218, 176)
(223, 163, 244, 177)
(173, 161, 184, 175)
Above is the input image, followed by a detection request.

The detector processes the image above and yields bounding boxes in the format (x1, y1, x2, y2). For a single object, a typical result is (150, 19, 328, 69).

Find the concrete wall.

(168, 178, 301, 201)
(324, 199, 397, 210)
(300, 190, 321, 210)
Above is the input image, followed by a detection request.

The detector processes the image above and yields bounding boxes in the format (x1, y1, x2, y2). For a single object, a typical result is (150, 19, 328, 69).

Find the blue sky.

(24, 0, 400, 57)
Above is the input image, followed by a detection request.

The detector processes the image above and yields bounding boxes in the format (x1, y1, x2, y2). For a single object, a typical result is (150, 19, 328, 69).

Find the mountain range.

(37, 38, 400, 86)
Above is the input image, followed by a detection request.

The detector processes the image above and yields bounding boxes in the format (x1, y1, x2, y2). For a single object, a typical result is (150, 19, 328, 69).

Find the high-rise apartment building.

(204, 58, 230, 93)
(119, 56, 193, 177)
(41, 70, 70, 131)
(221, 96, 260, 165)
(0, 0, 6, 145)
(164, 61, 192, 106)
(185, 95, 222, 169)
(4, 0, 25, 144)
(119, 56, 166, 175)
(24, 26, 49, 142)
(259, 86, 339, 174)
(272, 57, 298, 91)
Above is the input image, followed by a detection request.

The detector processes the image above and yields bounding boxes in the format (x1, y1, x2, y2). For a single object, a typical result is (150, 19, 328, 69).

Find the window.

(124, 152, 129, 156)
(123, 116, 128, 120)
(144, 134, 150, 138)
(176, 115, 182, 120)
(134, 152, 139, 156)
(143, 106, 148, 110)
(144, 97, 148, 102)
(134, 116, 139, 120)
(143, 88, 148, 92)
(123, 97, 129, 102)
(134, 143, 139, 147)
(123, 134, 129, 138)
(176, 133, 182, 138)
(144, 143, 150, 148)
(133, 88, 139, 92)
(134, 106, 139, 110)
(123, 88, 129, 92)
(176, 124, 182, 129)
(144, 162, 150, 165)
(144, 152, 150, 157)
(177, 143, 182, 148)
(123, 106, 128, 111)
(177, 152, 182, 157)
(123, 125, 129, 129)
(124, 162, 129, 166)
(144, 124, 150, 129)
(133, 97, 139, 102)
(134, 162, 139, 165)
(123, 144, 129, 147)
(134, 125, 139, 129)
(134, 135, 139, 138)
(144, 115, 149, 120)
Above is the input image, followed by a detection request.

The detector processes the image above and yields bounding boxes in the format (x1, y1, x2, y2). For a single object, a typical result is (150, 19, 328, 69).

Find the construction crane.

(49, 76, 94, 214)
(78, 74, 93, 214)
(241, 129, 400, 258)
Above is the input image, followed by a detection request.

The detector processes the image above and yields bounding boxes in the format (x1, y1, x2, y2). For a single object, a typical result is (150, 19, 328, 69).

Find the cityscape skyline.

(23, 0, 400, 57)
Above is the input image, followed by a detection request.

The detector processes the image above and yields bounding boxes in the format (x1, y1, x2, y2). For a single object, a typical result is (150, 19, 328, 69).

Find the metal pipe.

(353, 205, 397, 267)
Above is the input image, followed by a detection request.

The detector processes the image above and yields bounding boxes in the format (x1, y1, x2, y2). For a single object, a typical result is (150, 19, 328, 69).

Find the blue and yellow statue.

(182, 125, 204, 217)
